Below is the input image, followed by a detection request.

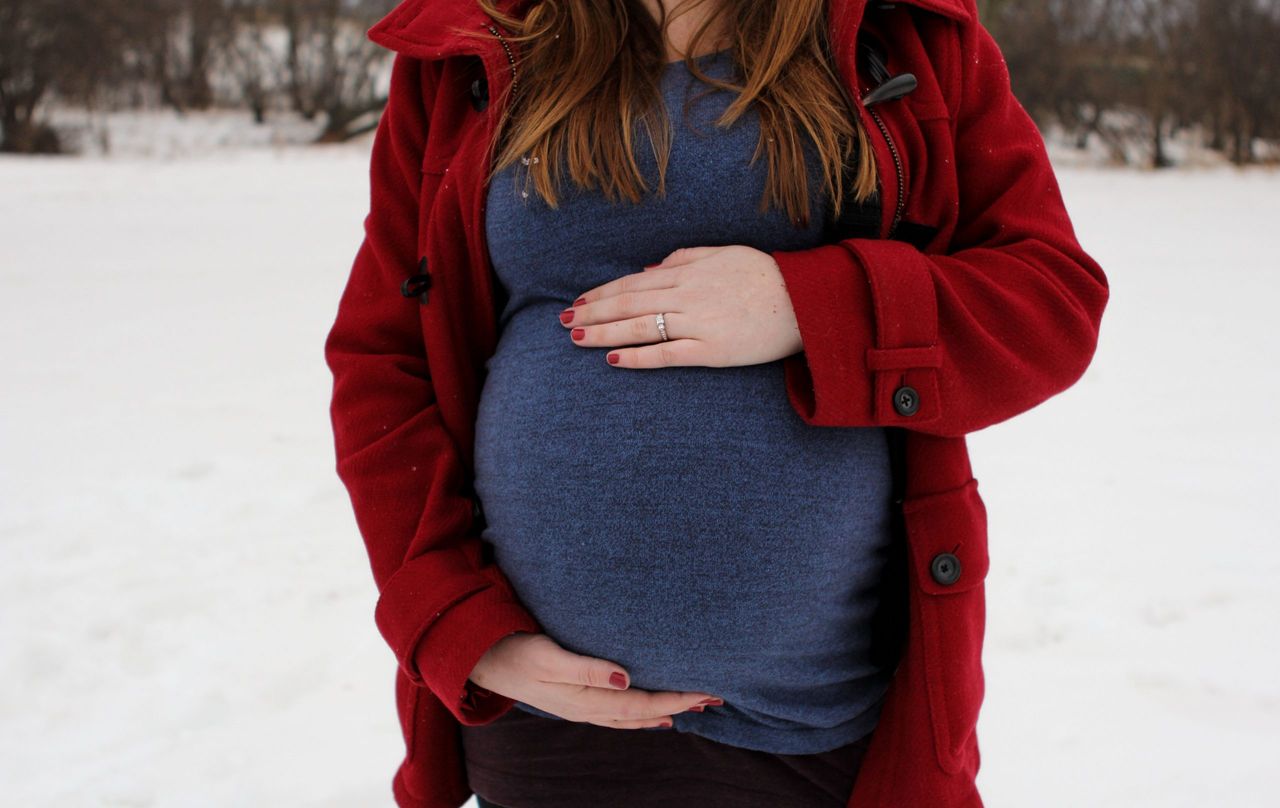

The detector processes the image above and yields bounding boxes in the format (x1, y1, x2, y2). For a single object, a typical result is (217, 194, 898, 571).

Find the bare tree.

(0, 1, 129, 152)
(1196, 0, 1280, 164)
(275, 0, 393, 141)
(224, 0, 286, 123)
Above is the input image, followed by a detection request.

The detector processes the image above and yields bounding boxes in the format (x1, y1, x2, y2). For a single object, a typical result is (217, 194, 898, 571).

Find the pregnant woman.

(324, 0, 1109, 806)
(463, 8, 894, 806)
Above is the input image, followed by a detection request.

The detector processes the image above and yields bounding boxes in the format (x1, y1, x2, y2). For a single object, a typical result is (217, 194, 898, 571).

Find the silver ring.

(655, 312, 669, 341)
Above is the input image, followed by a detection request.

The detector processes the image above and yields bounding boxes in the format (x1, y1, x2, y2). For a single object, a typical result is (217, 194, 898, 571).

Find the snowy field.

(1, 138, 1277, 807)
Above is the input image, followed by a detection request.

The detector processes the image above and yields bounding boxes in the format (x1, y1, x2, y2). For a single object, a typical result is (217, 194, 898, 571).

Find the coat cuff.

(410, 583, 544, 725)
(771, 238, 943, 428)
(373, 546, 543, 722)
(772, 242, 877, 425)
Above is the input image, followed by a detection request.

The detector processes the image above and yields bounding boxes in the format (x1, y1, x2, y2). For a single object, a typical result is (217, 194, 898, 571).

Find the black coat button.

(893, 385, 920, 416)
(930, 552, 962, 586)
(469, 77, 488, 112)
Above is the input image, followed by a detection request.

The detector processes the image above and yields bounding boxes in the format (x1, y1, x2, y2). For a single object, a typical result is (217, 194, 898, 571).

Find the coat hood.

(365, 0, 973, 61)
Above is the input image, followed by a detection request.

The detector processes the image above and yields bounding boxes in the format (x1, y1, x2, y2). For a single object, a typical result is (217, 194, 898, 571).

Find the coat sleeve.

(769, 8, 1110, 437)
(324, 52, 542, 725)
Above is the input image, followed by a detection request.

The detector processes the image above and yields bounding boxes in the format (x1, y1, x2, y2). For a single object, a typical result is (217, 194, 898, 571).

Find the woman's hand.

(468, 632, 725, 729)
(558, 245, 804, 368)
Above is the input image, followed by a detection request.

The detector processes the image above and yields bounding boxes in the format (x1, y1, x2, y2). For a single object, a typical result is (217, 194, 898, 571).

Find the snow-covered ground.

(1, 138, 1276, 807)
(45, 106, 331, 160)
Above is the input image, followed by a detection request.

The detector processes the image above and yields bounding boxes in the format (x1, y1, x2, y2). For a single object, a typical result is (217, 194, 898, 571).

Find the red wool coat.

(324, 0, 1110, 805)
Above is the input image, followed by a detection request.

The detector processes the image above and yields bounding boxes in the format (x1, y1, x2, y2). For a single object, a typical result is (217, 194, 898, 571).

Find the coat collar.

(367, 0, 971, 61)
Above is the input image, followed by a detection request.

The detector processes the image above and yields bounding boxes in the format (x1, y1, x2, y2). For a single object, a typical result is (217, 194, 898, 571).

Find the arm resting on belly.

(324, 52, 542, 725)
(770, 12, 1109, 437)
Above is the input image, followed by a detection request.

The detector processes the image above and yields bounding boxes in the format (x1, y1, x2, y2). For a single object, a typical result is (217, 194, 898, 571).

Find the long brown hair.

(460, 0, 876, 229)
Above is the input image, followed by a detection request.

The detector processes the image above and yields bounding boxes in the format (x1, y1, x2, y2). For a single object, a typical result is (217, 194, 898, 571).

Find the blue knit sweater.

(473, 48, 895, 755)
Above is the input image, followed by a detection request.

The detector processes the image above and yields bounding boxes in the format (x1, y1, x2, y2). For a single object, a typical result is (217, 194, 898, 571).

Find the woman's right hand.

(468, 631, 724, 729)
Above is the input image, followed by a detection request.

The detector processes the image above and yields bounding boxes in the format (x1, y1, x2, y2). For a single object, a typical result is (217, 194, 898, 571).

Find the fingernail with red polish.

(698, 698, 724, 706)
(643, 263, 660, 269)
(571, 328, 585, 340)
(658, 720, 673, 728)
(688, 705, 705, 712)
(573, 297, 587, 306)
(610, 672, 627, 689)
(607, 353, 619, 365)
(559, 309, 574, 324)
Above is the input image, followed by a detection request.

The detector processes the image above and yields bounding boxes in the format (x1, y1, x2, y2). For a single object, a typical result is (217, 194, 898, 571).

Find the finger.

(536, 646, 632, 691)
(572, 311, 688, 348)
(593, 715, 675, 730)
(648, 245, 722, 271)
(606, 338, 710, 369)
(572, 266, 680, 311)
(572, 685, 723, 722)
(568, 287, 683, 329)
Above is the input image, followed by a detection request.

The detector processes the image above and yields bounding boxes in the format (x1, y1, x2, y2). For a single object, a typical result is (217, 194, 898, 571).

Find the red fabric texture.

(323, 0, 1109, 805)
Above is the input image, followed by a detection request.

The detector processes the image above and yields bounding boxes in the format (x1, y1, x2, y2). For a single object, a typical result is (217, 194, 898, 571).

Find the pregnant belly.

(472, 311, 896, 725)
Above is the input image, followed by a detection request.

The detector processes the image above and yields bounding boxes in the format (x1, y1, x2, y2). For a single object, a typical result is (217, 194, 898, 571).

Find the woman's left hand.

(559, 245, 804, 368)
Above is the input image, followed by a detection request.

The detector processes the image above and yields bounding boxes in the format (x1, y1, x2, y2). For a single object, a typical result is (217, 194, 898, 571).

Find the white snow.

(45, 106, 330, 160)
(1, 138, 1276, 807)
